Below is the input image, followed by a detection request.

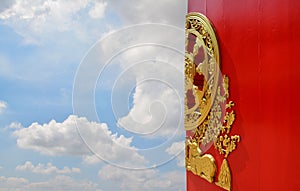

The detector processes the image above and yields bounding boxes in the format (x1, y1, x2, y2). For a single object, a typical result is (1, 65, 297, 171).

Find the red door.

(186, 0, 300, 190)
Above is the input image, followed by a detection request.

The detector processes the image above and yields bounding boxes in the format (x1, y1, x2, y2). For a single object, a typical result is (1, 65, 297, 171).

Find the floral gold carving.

(184, 12, 220, 131)
(185, 12, 240, 191)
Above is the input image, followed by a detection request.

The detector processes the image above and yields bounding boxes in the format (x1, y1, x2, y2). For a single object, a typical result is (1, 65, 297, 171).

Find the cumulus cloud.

(13, 115, 147, 167)
(98, 165, 185, 191)
(0, 0, 108, 44)
(73, 1, 186, 139)
(0, 176, 28, 190)
(89, 2, 107, 19)
(166, 141, 185, 167)
(0, 1, 111, 85)
(16, 161, 80, 174)
(116, 59, 184, 137)
(0, 0, 15, 12)
(0, 175, 102, 191)
(0, 0, 187, 44)
(72, 24, 185, 144)
(8, 122, 23, 129)
(108, 0, 187, 27)
(0, 101, 7, 114)
(111, 30, 184, 138)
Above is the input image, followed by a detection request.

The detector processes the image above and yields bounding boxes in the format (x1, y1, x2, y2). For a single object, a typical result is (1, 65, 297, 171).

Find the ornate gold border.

(185, 12, 240, 191)
(185, 12, 220, 131)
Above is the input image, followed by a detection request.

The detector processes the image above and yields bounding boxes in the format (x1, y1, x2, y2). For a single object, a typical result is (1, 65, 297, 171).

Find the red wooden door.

(186, 0, 300, 190)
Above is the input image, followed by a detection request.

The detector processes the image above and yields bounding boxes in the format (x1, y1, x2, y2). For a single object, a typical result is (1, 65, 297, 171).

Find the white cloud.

(0, 175, 102, 191)
(0, 0, 187, 45)
(116, 62, 184, 137)
(82, 155, 102, 165)
(73, 23, 185, 140)
(1, 1, 187, 190)
(0, 0, 15, 12)
(8, 122, 23, 129)
(98, 165, 185, 191)
(166, 141, 185, 167)
(16, 161, 80, 174)
(0, 0, 187, 86)
(89, 2, 107, 19)
(159, 171, 186, 191)
(74, 2, 185, 138)
(0, 0, 108, 44)
(0, 0, 110, 83)
(0, 176, 28, 190)
(99, 165, 156, 188)
(108, 0, 187, 27)
(13, 115, 147, 168)
(166, 141, 184, 155)
(0, 101, 7, 114)
(112, 31, 185, 137)
(78, 18, 186, 139)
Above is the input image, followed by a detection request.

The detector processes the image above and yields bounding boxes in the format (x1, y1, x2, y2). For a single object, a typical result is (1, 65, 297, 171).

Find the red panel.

(187, 0, 300, 190)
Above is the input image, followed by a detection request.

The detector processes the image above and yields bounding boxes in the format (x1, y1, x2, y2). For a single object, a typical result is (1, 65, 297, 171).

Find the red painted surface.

(187, 0, 300, 190)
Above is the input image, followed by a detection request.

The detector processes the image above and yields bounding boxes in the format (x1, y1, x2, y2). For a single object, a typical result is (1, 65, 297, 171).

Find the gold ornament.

(184, 12, 220, 131)
(216, 159, 231, 191)
(185, 12, 241, 191)
(186, 139, 217, 183)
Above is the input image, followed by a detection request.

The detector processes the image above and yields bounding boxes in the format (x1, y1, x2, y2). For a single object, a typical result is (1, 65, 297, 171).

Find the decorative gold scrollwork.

(184, 12, 220, 131)
(185, 12, 240, 191)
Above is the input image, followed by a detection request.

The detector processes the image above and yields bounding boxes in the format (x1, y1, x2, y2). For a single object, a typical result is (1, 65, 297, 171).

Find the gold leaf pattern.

(184, 12, 240, 191)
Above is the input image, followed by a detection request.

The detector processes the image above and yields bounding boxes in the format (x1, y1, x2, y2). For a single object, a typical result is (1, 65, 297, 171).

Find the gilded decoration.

(185, 12, 240, 191)
(186, 139, 217, 183)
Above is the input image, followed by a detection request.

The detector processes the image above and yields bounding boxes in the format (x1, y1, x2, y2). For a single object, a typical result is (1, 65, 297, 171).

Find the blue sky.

(0, 1, 187, 190)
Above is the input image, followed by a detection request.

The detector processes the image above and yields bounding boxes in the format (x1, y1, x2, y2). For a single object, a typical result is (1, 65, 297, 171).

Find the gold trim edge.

(184, 12, 241, 191)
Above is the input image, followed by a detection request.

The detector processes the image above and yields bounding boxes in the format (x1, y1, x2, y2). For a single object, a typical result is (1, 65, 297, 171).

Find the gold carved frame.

(185, 12, 240, 191)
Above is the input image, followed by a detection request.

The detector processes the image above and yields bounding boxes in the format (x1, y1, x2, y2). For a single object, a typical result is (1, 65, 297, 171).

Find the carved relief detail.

(185, 12, 240, 191)
(186, 139, 217, 183)
(216, 159, 231, 191)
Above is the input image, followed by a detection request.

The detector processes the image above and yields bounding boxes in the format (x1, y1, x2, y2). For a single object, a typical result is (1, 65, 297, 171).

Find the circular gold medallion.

(184, 13, 220, 131)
